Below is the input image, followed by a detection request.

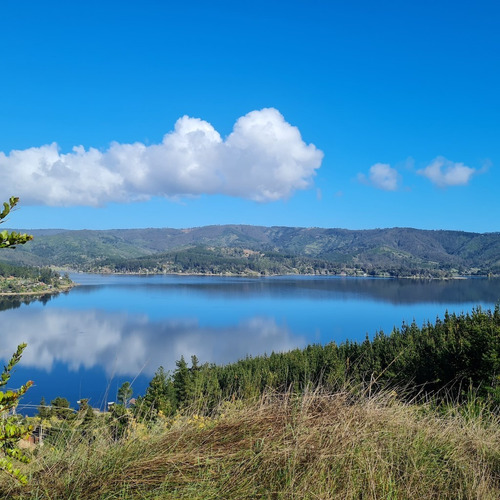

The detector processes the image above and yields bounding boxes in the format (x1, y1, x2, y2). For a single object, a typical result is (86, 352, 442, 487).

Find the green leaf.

(0, 203, 9, 220)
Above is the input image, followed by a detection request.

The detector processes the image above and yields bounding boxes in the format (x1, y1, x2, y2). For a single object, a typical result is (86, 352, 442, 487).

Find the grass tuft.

(2, 389, 500, 499)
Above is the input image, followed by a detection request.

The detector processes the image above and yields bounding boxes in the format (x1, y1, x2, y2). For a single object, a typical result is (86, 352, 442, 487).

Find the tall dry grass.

(2, 389, 500, 499)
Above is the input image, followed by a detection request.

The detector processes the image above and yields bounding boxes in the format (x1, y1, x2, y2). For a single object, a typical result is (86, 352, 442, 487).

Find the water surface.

(3, 274, 499, 413)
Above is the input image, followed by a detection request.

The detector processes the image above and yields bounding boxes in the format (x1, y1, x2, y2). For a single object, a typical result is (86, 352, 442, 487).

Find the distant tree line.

(0, 261, 71, 294)
(86, 245, 466, 278)
(0, 261, 61, 281)
(88, 246, 340, 275)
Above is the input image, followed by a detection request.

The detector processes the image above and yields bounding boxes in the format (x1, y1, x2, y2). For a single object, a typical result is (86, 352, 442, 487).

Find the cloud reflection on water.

(2, 309, 305, 376)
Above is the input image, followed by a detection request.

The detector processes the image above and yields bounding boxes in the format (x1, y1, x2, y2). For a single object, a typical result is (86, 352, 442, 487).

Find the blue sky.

(0, 0, 498, 232)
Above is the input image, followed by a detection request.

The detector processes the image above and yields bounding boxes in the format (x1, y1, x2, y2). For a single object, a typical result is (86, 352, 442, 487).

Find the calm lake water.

(3, 274, 500, 414)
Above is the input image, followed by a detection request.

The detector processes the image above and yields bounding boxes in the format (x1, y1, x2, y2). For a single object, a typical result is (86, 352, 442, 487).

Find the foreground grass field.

(2, 390, 500, 499)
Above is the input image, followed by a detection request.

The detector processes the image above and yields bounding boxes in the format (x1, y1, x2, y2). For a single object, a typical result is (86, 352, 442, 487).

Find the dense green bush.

(135, 306, 500, 418)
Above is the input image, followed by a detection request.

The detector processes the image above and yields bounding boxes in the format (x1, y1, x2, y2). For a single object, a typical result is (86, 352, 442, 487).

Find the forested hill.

(1, 225, 499, 277)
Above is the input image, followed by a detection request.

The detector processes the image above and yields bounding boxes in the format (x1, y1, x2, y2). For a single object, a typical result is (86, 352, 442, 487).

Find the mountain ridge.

(2, 225, 499, 277)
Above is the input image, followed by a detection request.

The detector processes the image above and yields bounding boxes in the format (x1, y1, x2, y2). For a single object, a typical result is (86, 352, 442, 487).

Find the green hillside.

(1, 225, 499, 277)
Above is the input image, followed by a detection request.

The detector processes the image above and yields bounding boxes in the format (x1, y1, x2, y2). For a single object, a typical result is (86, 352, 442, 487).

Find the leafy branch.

(0, 197, 33, 249)
(0, 344, 33, 484)
(0, 198, 33, 484)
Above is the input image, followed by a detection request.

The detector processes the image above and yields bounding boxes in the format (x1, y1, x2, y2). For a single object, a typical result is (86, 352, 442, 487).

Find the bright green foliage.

(0, 343, 33, 485)
(0, 199, 34, 485)
(117, 382, 133, 407)
(0, 197, 33, 249)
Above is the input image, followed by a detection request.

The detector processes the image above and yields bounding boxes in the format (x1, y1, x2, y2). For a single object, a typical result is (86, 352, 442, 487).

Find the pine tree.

(173, 356, 190, 408)
(117, 382, 133, 407)
(82, 405, 95, 427)
(138, 366, 175, 419)
(50, 397, 74, 421)
(37, 397, 51, 420)
(108, 403, 130, 441)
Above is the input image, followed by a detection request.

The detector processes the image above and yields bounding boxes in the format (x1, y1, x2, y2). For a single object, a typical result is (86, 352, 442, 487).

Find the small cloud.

(0, 108, 323, 206)
(399, 157, 415, 171)
(479, 158, 492, 174)
(316, 188, 322, 201)
(417, 156, 477, 187)
(358, 163, 401, 191)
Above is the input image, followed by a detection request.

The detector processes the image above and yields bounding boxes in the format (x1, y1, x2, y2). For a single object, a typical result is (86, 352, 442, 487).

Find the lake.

(3, 274, 500, 414)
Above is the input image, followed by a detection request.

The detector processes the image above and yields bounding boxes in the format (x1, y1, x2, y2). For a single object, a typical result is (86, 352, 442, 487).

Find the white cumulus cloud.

(0, 108, 323, 206)
(417, 156, 476, 187)
(358, 163, 401, 191)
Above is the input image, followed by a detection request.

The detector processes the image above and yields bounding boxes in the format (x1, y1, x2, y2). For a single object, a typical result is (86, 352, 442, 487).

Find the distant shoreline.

(70, 270, 488, 280)
(0, 283, 76, 297)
